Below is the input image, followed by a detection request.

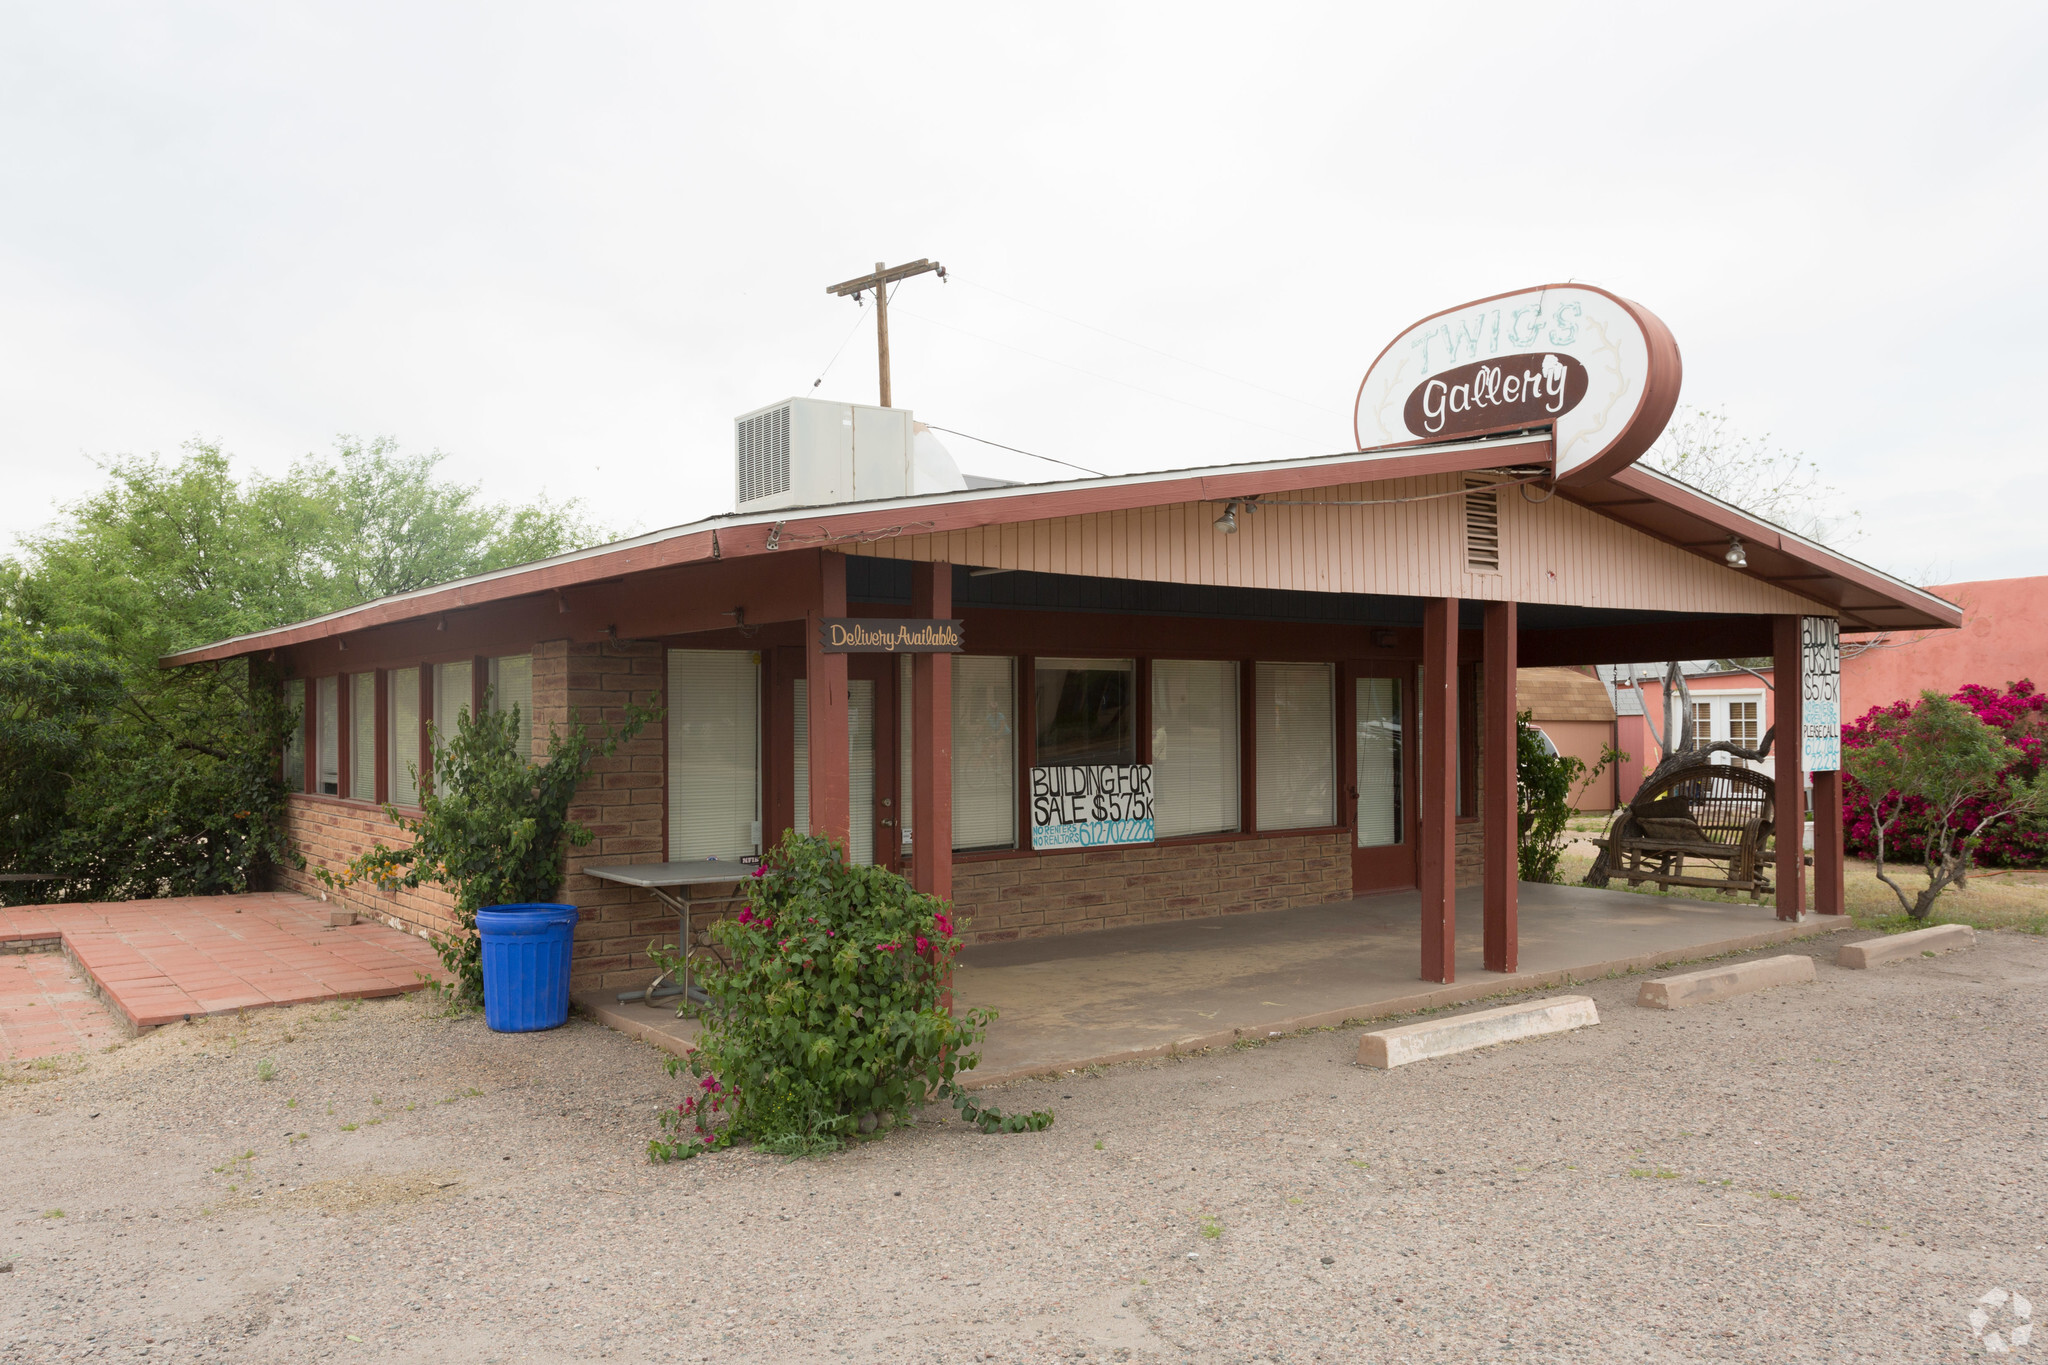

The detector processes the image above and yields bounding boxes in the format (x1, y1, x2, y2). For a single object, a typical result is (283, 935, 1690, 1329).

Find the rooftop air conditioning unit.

(734, 397, 920, 514)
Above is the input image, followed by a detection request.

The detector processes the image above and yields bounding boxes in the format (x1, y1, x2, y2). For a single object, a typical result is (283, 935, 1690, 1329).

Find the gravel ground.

(3, 931, 2045, 1364)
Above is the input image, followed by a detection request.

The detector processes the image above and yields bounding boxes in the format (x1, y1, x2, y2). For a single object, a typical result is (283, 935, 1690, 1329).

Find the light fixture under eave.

(1724, 535, 1748, 568)
(1214, 502, 1239, 534)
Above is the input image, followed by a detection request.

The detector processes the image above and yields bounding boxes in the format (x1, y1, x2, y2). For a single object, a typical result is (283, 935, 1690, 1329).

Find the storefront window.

(953, 656, 1017, 851)
(281, 680, 306, 792)
(431, 660, 472, 756)
(316, 676, 339, 795)
(1151, 660, 1239, 838)
(388, 667, 421, 806)
(349, 673, 377, 801)
(668, 649, 761, 862)
(1255, 662, 1335, 831)
(488, 653, 532, 756)
(1034, 658, 1135, 766)
(1356, 677, 1402, 847)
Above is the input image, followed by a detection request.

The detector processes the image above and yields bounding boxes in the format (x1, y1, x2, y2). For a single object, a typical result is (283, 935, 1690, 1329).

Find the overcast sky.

(4, 2, 2043, 585)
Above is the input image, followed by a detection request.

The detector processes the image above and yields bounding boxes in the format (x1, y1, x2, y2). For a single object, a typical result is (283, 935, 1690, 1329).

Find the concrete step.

(1357, 995, 1599, 1069)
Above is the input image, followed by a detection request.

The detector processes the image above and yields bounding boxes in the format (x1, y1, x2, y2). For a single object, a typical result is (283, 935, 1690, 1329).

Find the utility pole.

(825, 258, 945, 407)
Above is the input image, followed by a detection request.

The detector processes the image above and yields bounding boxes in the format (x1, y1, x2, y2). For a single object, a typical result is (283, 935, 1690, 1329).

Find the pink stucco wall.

(1840, 576, 2046, 721)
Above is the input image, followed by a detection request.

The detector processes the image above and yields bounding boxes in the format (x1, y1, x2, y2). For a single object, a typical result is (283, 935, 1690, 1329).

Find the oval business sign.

(1354, 284, 1682, 482)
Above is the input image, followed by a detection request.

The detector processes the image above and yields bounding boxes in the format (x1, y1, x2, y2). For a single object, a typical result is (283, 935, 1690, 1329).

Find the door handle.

(880, 818, 896, 827)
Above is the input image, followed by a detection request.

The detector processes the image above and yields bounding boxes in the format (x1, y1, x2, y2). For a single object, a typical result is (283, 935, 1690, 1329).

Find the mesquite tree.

(1844, 692, 2048, 919)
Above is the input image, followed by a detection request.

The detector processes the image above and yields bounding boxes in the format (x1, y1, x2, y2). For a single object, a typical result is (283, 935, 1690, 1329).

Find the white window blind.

(1356, 677, 1403, 848)
(666, 649, 761, 862)
(488, 654, 533, 756)
(388, 667, 420, 806)
(898, 654, 914, 851)
(793, 677, 877, 865)
(1151, 660, 1239, 838)
(432, 660, 472, 756)
(952, 655, 1016, 851)
(350, 673, 377, 801)
(1255, 662, 1335, 831)
(316, 677, 339, 794)
(282, 680, 305, 792)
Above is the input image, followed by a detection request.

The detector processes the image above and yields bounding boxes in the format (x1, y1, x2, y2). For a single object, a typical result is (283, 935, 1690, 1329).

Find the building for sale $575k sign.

(1030, 765, 1156, 850)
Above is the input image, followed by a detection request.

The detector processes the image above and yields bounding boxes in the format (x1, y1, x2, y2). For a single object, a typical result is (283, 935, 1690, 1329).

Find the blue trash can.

(476, 903, 579, 1032)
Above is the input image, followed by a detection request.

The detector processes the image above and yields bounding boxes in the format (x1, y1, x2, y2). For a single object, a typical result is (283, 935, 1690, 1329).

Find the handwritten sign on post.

(1802, 615, 1841, 773)
(1029, 765, 1155, 850)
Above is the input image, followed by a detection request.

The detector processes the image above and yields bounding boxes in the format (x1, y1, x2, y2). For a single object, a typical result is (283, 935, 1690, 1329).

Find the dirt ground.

(4, 931, 2046, 1364)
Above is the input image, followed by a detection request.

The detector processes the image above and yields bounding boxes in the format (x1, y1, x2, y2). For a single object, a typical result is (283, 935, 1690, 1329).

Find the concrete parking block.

(1636, 954, 1816, 1009)
(1838, 923, 1976, 969)
(1357, 995, 1599, 1069)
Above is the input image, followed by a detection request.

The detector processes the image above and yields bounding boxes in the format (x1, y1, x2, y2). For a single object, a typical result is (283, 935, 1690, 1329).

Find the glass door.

(1350, 669, 1417, 894)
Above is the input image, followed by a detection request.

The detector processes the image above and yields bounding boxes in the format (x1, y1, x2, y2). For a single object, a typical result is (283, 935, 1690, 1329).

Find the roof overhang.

(1559, 465, 1961, 633)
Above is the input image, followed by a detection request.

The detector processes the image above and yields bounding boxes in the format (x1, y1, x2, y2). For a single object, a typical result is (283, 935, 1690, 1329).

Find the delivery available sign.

(1029, 765, 1155, 850)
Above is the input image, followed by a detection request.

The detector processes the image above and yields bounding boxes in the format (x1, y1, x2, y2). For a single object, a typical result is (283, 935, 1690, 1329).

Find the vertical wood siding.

(853, 473, 1830, 617)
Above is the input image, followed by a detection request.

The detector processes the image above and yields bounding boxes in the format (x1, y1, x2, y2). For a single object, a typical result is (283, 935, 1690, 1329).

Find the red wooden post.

(911, 561, 954, 898)
(1421, 597, 1459, 983)
(1772, 614, 1808, 921)
(805, 552, 853, 854)
(1482, 600, 1518, 972)
(1812, 768, 1845, 916)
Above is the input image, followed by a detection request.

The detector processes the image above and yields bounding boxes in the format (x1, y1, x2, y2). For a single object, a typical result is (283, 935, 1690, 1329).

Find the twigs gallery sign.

(818, 618, 964, 653)
(1354, 283, 1683, 484)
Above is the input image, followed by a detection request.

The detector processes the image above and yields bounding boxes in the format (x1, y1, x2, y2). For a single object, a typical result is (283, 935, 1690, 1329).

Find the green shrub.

(321, 693, 654, 1003)
(649, 832, 1050, 1160)
(1517, 711, 1622, 884)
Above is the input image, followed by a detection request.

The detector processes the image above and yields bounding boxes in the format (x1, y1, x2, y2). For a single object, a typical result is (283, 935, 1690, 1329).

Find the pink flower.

(877, 942, 900, 953)
(915, 935, 931, 955)
(934, 913, 954, 938)
(737, 908, 755, 925)
(700, 1075, 722, 1093)
(751, 864, 769, 878)
(825, 929, 835, 937)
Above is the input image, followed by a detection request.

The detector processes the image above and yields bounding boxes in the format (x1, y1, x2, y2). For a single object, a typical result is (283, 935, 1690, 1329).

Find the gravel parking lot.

(4, 930, 2044, 1364)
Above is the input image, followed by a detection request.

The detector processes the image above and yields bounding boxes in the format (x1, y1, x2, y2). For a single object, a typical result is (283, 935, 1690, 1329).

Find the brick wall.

(545, 639, 673, 995)
(952, 830, 1352, 943)
(276, 797, 453, 938)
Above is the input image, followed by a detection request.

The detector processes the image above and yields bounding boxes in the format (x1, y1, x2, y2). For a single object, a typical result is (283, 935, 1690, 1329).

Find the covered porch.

(574, 879, 1852, 1081)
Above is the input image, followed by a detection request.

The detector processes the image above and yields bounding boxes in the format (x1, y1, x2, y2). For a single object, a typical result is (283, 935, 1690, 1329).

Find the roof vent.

(1464, 476, 1501, 572)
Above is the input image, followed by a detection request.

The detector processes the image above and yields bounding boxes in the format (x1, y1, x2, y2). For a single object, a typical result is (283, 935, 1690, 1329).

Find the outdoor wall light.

(1214, 502, 1239, 534)
(1724, 535, 1748, 568)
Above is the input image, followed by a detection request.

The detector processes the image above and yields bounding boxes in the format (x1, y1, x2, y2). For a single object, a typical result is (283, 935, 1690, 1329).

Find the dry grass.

(1553, 847, 2048, 936)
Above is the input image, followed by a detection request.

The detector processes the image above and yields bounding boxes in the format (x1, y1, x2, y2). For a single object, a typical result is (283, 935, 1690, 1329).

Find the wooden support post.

(805, 553, 853, 854)
(1482, 600, 1518, 973)
(910, 561, 954, 898)
(1812, 768, 1845, 916)
(1772, 614, 1807, 921)
(1421, 597, 1459, 983)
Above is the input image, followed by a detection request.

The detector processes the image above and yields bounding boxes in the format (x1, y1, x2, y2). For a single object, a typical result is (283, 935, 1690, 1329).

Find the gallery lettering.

(1403, 352, 1590, 438)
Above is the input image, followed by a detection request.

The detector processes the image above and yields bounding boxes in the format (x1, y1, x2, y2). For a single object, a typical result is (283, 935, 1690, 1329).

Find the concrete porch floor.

(574, 882, 1852, 1086)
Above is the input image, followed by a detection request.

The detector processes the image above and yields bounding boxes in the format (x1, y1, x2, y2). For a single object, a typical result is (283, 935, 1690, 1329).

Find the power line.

(921, 424, 1106, 478)
(953, 276, 1346, 417)
(894, 307, 1330, 448)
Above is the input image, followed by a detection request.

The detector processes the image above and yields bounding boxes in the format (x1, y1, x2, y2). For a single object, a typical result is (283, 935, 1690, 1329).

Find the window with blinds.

(793, 677, 877, 865)
(388, 667, 421, 806)
(1356, 677, 1403, 848)
(316, 677, 339, 794)
(953, 655, 1016, 851)
(1034, 658, 1136, 765)
(666, 649, 761, 862)
(431, 660, 472, 756)
(349, 673, 377, 801)
(1151, 659, 1239, 838)
(898, 654, 914, 851)
(282, 680, 306, 792)
(1255, 662, 1335, 831)
(488, 654, 533, 756)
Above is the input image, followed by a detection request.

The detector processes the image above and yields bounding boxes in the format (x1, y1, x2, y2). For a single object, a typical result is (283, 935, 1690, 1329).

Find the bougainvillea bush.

(648, 832, 1051, 1160)
(1842, 680, 2047, 869)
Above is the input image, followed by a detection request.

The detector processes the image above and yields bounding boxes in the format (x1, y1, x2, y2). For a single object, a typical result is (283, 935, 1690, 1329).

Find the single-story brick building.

(163, 284, 1959, 995)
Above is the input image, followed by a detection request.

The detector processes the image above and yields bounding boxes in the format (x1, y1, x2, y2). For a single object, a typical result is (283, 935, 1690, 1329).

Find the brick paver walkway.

(0, 949, 127, 1061)
(0, 893, 444, 1048)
